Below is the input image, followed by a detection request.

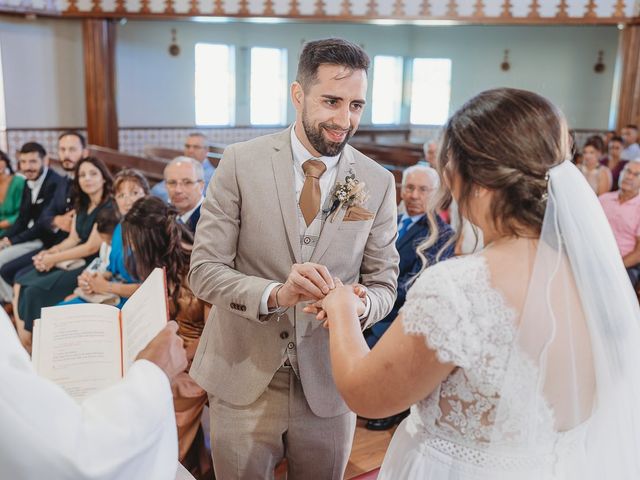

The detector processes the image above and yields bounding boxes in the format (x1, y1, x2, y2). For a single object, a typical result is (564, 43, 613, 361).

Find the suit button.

(280, 331, 289, 339)
(230, 303, 237, 309)
(303, 236, 311, 245)
(287, 342, 295, 349)
(240, 305, 246, 311)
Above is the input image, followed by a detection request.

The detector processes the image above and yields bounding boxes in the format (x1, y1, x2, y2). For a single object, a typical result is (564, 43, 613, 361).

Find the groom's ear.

(291, 82, 304, 109)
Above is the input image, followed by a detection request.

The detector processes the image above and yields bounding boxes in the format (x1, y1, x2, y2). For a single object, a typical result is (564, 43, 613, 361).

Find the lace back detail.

(400, 255, 556, 452)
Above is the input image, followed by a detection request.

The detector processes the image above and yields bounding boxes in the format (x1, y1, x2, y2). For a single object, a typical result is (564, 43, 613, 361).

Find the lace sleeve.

(400, 258, 493, 369)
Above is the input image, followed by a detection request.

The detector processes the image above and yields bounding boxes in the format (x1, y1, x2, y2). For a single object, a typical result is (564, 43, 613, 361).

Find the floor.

(274, 418, 397, 479)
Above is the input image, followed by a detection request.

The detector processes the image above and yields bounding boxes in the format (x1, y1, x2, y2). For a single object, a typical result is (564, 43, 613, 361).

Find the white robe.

(0, 309, 180, 480)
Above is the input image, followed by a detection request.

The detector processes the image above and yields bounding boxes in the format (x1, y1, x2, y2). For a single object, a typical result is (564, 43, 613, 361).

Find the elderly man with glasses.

(152, 133, 215, 202)
(600, 160, 640, 287)
(164, 157, 205, 232)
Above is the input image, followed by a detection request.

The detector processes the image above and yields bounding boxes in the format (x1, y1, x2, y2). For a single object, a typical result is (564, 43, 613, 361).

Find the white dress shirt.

(0, 310, 180, 480)
(259, 126, 370, 318)
(27, 167, 48, 204)
(180, 196, 204, 224)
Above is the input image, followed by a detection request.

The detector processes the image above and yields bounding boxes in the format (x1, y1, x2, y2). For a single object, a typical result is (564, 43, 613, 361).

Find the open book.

(32, 268, 169, 402)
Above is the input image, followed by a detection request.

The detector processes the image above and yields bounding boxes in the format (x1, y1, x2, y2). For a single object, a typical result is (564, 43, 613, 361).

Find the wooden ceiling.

(1, 0, 637, 24)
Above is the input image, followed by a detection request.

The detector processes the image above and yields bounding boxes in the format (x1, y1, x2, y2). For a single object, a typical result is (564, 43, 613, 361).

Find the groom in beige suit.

(189, 38, 399, 479)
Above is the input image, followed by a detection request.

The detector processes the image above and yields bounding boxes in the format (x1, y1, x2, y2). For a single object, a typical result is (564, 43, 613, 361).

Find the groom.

(189, 38, 399, 479)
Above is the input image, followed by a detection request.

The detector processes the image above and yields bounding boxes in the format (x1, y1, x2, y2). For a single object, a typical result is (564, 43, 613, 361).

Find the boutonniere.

(328, 171, 369, 222)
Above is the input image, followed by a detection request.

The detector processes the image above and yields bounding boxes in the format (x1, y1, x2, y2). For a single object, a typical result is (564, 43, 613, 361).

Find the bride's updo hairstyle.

(420, 88, 571, 265)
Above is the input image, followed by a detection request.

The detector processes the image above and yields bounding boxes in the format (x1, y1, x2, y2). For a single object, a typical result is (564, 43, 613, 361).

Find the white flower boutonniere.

(328, 171, 369, 222)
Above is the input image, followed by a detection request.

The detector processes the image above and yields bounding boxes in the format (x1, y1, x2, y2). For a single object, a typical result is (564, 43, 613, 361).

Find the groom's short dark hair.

(296, 38, 370, 92)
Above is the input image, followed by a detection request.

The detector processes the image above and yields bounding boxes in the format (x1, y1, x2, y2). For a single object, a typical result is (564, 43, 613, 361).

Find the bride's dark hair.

(419, 88, 571, 267)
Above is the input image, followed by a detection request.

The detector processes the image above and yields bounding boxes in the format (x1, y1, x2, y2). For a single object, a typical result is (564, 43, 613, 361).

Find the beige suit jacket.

(189, 128, 399, 418)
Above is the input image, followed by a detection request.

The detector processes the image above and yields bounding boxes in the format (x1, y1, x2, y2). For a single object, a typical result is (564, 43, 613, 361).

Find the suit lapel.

(310, 147, 356, 263)
(396, 215, 427, 251)
(271, 131, 302, 264)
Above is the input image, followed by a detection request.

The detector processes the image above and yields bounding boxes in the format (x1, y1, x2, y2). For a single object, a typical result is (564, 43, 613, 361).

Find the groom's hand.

(269, 262, 335, 308)
(304, 281, 368, 322)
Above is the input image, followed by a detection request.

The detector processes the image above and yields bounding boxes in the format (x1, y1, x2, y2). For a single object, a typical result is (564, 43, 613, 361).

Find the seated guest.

(0, 150, 25, 236)
(422, 141, 438, 168)
(579, 138, 612, 195)
(151, 133, 215, 202)
(601, 135, 627, 189)
(364, 165, 455, 430)
(13, 157, 113, 349)
(0, 143, 63, 302)
(621, 124, 640, 161)
(600, 161, 640, 287)
(122, 196, 212, 479)
(0, 131, 87, 293)
(64, 169, 149, 308)
(165, 157, 205, 232)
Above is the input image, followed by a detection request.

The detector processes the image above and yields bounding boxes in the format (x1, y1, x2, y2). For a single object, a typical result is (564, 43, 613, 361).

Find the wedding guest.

(0, 150, 25, 236)
(123, 196, 212, 480)
(364, 164, 454, 431)
(0, 143, 63, 302)
(151, 133, 216, 202)
(422, 141, 438, 168)
(64, 169, 149, 307)
(315, 88, 640, 479)
(600, 160, 640, 287)
(0, 307, 189, 480)
(579, 138, 611, 195)
(621, 124, 640, 161)
(601, 135, 627, 189)
(13, 157, 113, 349)
(165, 157, 204, 232)
(0, 132, 87, 293)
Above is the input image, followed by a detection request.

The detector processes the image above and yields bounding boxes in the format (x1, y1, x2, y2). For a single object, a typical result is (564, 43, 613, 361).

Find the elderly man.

(164, 157, 205, 232)
(364, 164, 454, 430)
(600, 160, 640, 287)
(152, 133, 215, 202)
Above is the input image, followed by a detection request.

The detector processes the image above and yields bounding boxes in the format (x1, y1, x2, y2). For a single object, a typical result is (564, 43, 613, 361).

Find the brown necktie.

(300, 159, 327, 227)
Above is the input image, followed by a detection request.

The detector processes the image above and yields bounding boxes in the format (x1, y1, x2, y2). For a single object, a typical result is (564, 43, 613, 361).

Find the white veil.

(487, 160, 640, 478)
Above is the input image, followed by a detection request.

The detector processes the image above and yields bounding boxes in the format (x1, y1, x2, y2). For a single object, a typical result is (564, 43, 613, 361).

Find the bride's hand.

(304, 278, 363, 327)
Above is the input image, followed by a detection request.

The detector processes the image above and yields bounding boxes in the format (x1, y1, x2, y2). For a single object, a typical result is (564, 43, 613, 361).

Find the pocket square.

(344, 205, 374, 222)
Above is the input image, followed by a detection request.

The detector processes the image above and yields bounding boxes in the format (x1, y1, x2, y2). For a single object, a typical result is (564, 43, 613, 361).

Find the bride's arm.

(320, 286, 455, 419)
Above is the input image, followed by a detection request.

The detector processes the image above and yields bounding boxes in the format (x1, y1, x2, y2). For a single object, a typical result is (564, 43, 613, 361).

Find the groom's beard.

(302, 110, 353, 157)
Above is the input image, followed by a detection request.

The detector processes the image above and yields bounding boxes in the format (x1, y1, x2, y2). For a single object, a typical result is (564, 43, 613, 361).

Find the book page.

(33, 304, 121, 402)
(121, 268, 168, 373)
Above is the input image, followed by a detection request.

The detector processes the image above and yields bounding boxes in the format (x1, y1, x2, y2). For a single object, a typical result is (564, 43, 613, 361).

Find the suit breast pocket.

(337, 219, 373, 232)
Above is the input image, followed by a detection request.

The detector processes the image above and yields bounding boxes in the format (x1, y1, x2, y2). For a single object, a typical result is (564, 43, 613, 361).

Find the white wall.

(408, 25, 618, 130)
(0, 16, 85, 128)
(0, 16, 620, 130)
(117, 20, 619, 129)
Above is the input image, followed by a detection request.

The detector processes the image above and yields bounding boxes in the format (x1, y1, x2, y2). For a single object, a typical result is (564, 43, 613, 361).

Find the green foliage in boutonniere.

(328, 171, 369, 222)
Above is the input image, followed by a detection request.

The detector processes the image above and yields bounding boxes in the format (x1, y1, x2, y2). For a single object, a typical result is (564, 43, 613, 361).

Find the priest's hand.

(137, 321, 187, 381)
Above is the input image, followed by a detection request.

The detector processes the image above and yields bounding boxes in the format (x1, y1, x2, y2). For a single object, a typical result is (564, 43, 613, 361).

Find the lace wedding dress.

(378, 254, 586, 480)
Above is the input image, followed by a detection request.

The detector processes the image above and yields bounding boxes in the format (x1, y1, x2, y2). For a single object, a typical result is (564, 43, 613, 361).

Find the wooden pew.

(87, 145, 168, 185)
(144, 146, 182, 160)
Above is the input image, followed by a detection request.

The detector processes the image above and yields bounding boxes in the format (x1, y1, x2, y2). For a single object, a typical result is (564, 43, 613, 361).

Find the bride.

(309, 88, 640, 479)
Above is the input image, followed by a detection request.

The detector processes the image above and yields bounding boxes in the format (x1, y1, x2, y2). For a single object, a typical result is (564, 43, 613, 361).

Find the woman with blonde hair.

(312, 88, 640, 479)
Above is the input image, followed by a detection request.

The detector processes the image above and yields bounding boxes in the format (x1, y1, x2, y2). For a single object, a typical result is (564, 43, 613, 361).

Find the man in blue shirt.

(364, 164, 455, 430)
(151, 133, 215, 201)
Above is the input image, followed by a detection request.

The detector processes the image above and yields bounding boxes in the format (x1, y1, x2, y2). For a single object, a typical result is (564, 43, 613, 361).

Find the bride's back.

(483, 241, 596, 432)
